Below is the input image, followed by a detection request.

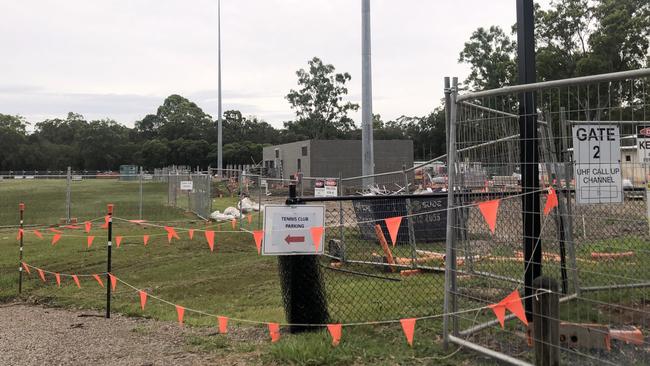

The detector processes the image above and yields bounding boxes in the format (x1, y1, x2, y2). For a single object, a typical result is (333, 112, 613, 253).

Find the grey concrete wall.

(262, 140, 311, 178)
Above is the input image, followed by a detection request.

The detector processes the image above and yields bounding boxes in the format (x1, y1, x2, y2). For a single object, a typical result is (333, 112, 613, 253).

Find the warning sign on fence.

(262, 205, 325, 255)
(314, 179, 338, 197)
(572, 124, 622, 204)
(180, 181, 193, 191)
(637, 125, 650, 164)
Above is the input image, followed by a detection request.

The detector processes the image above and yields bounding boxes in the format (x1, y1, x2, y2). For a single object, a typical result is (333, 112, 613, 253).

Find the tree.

(155, 95, 214, 141)
(285, 57, 359, 139)
(459, 26, 517, 90)
(0, 114, 28, 170)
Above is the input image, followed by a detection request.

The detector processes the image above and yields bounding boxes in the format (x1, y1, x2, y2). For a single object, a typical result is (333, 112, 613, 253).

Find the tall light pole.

(217, 0, 223, 176)
(361, 0, 374, 185)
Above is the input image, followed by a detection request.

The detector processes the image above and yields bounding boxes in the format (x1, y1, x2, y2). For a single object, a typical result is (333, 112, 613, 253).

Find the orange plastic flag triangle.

(87, 236, 95, 248)
(503, 290, 528, 326)
(17, 228, 24, 240)
(143, 235, 150, 246)
(101, 216, 109, 229)
(37, 268, 46, 282)
(231, 219, 237, 230)
(115, 236, 123, 248)
(33, 230, 43, 239)
(109, 274, 117, 291)
(544, 188, 559, 215)
(51, 234, 62, 246)
(176, 305, 185, 326)
(205, 230, 215, 252)
(55, 273, 61, 287)
(218, 316, 228, 334)
(188, 229, 194, 240)
(400, 318, 416, 346)
(253, 230, 264, 255)
(268, 323, 281, 343)
(327, 324, 342, 346)
(84, 221, 92, 233)
(139, 291, 147, 310)
(247, 214, 252, 224)
(93, 274, 104, 288)
(478, 199, 500, 234)
(489, 303, 507, 328)
(165, 226, 179, 243)
(310, 226, 324, 252)
(72, 275, 81, 288)
(385, 216, 403, 246)
(22, 262, 31, 274)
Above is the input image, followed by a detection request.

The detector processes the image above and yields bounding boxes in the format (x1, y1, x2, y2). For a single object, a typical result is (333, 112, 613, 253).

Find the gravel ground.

(0, 303, 258, 366)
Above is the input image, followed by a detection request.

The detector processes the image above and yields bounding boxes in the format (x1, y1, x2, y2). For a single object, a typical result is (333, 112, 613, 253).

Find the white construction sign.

(572, 125, 622, 204)
(262, 204, 325, 255)
(180, 181, 193, 191)
(314, 179, 338, 197)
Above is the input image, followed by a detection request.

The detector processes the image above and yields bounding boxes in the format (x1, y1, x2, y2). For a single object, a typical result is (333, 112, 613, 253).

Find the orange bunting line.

(37, 268, 46, 282)
(176, 305, 185, 326)
(49, 228, 63, 234)
(92, 274, 104, 288)
(115, 236, 123, 248)
(65, 225, 80, 230)
(544, 188, 558, 215)
(188, 229, 194, 240)
(327, 324, 342, 346)
(400, 318, 416, 346)
(247, 214, 252, 224)
(139, 291, 147, 310)
(165, 226, 180, 243)
(489, 303, 507, 328)
(87, 236, 95, 248)
(205, 230, 215, 252)
(253, 230, 264, 255)
(21, 262, 31, 274)
(84, 221, 92, 233)
(143, 235, 150, 246)
(101, 215, 109, 229)
(384, 216, 402, 246)
(108, 274, 117, 291)
(268, 323, 281, 343)
(129, 219, 146, 224)
(310, 226, 324, 252)
(51, 234, 62, 246)
(33, 230, 43, 239)
(16, 228, 24, 240)
(218, 316, 228, 334)
(231, 219, 237, 230)
(72, 275, 81, 288)
(478, 199, 500, 234)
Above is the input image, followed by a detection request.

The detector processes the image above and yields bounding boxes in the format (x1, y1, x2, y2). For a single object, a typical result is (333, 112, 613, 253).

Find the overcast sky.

(0, 1, 542, 128)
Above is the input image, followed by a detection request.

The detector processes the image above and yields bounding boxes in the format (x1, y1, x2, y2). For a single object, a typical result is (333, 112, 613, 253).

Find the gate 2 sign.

(262, 205, 325, 255)
(572, 125, 622, 204)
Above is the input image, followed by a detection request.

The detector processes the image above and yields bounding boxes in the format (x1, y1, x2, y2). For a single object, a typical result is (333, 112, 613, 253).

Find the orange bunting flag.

(109, 274, 117, 291)
(231, 219, 237, 230)
(478, 199, 500, 234)
(84, 221, 92, 233)
(37, 268, 46, 282)
(489, 303, 507, 328)
(72, 275, 81, 288)
(49, 228, 63, 234)
(310, 226, 324, 252)
(101, 215, 109, 229)
(139, 291, 147, 310)
(543, 188, 558, 215)
(268, 323, 281, 343)
(247, 214, 252, 224)
(143, 235, 150, 246)
(400, 318, 416, 346)
(115, 236, 123, 248)
(16, 228, 24, 240)
(51, 234, 62, 246)
(205, 230, 215, 252)
(55, 273, 61, 287)
(165, 226, 180, 243)
(188, 229, 194, 240)
(87, 236, 95, 248)
(218, 316, 228, 334)
(253, 230, 264, 254)
(385, 216, 403, 247)
(21, 262, 31, 274)
(33, 230, 43, 239)
(502, 290, 528, 326)
(93, 274, 104, 288)
(327, 324, 342, 346)
(176, 305, 185, 326)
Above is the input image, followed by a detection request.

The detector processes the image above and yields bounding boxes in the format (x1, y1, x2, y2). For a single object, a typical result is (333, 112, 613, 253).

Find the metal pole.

(217, 0, 223, 177)
(106, 204, 113, 319)
(517, 0, 541, 320)
(402, 166, 418, 267)
(18, 202, 24, 294)
(338, 172, 345, 262)
(258, 175, 262, 230)
(66, 166, 71, 223)
(361, 0, 374, 186)
(139, 166, 143, 220)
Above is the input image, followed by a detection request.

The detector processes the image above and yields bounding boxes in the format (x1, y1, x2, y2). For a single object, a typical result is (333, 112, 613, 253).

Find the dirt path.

(0, 303, 260, 366)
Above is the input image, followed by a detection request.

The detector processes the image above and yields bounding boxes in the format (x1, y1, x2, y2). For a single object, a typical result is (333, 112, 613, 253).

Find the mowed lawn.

(0, 179, 483, 366)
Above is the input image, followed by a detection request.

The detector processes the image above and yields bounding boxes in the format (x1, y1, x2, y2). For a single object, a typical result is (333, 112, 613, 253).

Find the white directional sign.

(572, 125, 622, 204)
(262, 204, 325, 255)
(180, 181, 193, 191)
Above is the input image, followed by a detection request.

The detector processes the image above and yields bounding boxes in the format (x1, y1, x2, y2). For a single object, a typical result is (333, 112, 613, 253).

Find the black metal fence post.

(18, 202, 24, 294)
(106, 204, 113, 319)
